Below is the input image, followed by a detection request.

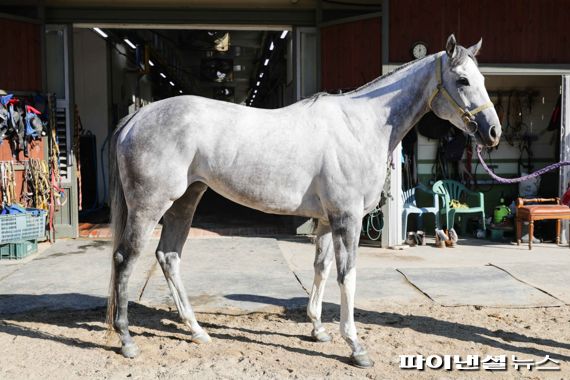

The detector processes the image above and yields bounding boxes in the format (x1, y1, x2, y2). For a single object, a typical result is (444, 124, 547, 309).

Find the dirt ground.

(1, 302, 569, 380)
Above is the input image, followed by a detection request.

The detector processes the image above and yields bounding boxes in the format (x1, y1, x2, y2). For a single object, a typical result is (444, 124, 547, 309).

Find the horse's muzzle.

(487, 125, 501, 146)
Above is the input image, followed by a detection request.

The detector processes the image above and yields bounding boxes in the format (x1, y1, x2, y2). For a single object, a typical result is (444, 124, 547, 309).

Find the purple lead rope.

(476, 145, 570, 184)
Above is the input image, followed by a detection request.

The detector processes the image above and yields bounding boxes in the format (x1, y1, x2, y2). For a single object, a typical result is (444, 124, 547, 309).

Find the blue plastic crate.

(0, 210, 47, 244)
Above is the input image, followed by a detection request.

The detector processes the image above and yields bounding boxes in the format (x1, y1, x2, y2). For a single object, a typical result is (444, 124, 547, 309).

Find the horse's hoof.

(311, 329, 332, 342)
(350, 351, 374, 368)
(121, 343, 140, 358)
(191, 331, 211, 344)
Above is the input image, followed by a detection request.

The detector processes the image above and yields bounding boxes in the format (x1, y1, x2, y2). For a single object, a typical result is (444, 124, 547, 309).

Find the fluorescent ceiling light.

(124, 38, 136, 49)
(256, 81, 260, 86)
(179, 90, 183, 94)
(269, 41, 274, 51)
(160, 72, 166, 78)
(263, 59, 269, 66)
(169, 81, 175, 86)
(93, 28, 108, 38)
(280, 30, 288, 39)
(148, 60, 154, 67)
(259, 72, 264, 78)
(253, 89, 258, 93)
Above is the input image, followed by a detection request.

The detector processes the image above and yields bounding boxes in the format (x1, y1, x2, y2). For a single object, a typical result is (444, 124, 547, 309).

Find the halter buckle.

(461, 111, 473, 123)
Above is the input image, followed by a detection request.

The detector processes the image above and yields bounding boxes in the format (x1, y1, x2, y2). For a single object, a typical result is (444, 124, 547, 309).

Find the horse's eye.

(457, 77, 470, 86)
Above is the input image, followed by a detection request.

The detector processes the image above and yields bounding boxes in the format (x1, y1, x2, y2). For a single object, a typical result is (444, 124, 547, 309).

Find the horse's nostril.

(489, 125, 497, 139)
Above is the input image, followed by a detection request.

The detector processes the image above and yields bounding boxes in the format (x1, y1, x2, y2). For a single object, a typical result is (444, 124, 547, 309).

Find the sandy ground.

(1, 302, 570, 379)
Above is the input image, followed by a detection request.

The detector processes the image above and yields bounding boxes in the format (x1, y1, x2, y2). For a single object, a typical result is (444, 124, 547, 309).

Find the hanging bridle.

(428, 54, 494, 136)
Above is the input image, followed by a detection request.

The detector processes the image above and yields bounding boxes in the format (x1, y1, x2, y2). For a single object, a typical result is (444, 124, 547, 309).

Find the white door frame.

(559, 75, 570, 243)
(381, 144, 403, 247)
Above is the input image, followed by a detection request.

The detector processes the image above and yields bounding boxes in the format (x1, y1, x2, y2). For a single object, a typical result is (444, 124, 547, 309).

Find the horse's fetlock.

(114, 317, 129, 333)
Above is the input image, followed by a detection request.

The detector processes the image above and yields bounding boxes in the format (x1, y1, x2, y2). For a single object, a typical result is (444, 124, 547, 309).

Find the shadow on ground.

(1, 293, 569, 363)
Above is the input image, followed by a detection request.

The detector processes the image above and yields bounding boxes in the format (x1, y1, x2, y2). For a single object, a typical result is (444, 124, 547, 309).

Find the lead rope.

(477, 145, 570, 183)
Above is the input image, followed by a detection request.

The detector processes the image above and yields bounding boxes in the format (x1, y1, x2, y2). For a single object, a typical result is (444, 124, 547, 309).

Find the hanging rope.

(477, 145, 570, 184)
(46, 93, 66, 242)
(74, 105, 82, 211)
(20, 159, 51, 210)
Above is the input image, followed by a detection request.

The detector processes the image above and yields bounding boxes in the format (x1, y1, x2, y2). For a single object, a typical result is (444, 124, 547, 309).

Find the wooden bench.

(515, 197, 570, 250)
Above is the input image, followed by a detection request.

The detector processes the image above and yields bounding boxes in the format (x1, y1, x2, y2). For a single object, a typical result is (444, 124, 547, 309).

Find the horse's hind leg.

(113, 205, 170, 358)
(329, 211, 374, 368)
(307, 220, 334, 342)
(155, 182, 211, 343)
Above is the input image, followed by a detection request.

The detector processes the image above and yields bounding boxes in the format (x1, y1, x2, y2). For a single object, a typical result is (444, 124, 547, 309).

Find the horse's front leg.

(307, 220, 334, 342)
(330, 211, 374, 368)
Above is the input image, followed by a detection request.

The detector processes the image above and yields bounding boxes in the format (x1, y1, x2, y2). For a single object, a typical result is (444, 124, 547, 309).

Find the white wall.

(73, 28, 109, 207)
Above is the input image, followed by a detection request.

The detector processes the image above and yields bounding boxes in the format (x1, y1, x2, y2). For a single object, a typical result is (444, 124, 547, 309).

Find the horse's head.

(430, 34, 501, 147)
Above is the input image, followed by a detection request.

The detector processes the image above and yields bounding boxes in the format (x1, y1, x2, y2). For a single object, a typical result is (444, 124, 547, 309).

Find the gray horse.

(106, 34, 500, 368)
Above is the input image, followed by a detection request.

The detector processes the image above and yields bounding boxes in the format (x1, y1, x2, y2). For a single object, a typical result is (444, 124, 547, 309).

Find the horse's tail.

(105, 112, 136, 335)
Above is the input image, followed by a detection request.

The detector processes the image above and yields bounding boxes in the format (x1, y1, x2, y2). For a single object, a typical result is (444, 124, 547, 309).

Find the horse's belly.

(202, 172, 324, 218)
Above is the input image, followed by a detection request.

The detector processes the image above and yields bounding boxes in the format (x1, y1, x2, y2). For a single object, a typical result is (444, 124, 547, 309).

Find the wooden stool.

(515, 197, 570, 250)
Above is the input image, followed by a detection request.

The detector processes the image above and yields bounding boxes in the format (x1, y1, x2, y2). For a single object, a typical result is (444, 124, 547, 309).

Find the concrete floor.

(0, 236, 569, 315)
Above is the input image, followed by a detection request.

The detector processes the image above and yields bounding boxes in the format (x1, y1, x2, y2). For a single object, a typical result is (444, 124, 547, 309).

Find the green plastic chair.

(432, 180, 486, 233)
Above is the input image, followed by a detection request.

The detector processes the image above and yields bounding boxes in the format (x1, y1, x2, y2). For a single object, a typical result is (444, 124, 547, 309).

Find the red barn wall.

(0, 18, 45, 205)
(0, 18, 42, 92)
(321, 16, 382, 92)
(389, 0, 570, 64)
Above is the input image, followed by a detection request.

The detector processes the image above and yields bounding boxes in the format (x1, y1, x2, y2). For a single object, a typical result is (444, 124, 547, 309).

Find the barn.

(0, 0, 569, 248)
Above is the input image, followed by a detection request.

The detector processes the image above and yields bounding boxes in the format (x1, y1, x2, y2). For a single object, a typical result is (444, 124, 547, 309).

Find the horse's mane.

(298, 58, 426, 105)
(299, 45, 477, 105)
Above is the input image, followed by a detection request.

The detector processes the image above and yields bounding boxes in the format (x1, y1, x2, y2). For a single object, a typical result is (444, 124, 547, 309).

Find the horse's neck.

(349, 54, 440, 153)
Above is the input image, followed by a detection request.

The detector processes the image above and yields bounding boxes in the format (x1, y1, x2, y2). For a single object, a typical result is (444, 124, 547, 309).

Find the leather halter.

(428, 54, 494, 135)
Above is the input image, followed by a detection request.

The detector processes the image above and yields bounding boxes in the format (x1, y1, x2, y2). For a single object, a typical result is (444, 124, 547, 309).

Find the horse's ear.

(468, 38, 483, 56)
(446, 34, 457, 59)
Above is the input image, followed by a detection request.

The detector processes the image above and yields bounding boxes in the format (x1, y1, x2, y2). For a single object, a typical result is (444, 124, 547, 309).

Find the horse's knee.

(336, 253, 356, 284)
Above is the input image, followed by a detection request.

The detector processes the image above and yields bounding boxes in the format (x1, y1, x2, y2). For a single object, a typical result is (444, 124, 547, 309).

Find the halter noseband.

(428, 54, 494, 135)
